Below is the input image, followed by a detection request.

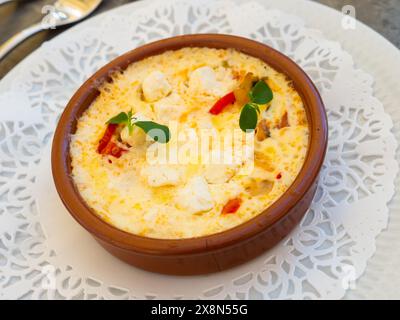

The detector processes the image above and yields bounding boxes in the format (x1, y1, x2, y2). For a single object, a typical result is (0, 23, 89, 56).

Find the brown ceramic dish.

(51, 34, 328, 275)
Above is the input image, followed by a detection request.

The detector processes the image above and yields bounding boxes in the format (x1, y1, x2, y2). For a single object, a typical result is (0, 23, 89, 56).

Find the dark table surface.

(0, 0, 399, 79)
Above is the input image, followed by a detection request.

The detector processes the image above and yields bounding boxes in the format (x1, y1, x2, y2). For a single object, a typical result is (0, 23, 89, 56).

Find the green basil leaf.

(134, 121, 170, 143)
(239, 104, 258, 132)
(249, 80, 273, 104)
(127, 110, 133, 135)
(106, 112, 129, 124)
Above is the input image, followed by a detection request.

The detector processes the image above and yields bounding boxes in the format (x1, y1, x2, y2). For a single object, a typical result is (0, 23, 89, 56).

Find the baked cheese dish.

(70, 47, 309, 239)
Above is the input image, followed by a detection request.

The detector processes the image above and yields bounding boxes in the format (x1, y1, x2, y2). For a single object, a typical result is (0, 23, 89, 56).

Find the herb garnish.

(134, 121, 170, 143)
(239, 80, 273, 132)
(106, 111, 170, 143)
(239, 103, 258, 132)
(248, 80, 273, 104)
(107, 110, 134, 134)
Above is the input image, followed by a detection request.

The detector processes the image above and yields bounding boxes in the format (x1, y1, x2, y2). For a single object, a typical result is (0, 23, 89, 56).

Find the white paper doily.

(0, 0, 398, 300)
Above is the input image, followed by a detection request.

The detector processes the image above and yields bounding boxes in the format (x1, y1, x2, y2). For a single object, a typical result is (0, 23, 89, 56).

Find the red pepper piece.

(209, 91, 236, 115)
(97, 123, 118, 154)
(109, 143, 125, 158)
(222, 198, 242, 214)
(97, 123, 126, 158)
(276, 173, 282, 180)
(101, 141, 125, 158)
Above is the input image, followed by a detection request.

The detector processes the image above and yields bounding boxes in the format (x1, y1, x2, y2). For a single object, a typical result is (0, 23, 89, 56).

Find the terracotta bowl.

(51, 34, 328, 275)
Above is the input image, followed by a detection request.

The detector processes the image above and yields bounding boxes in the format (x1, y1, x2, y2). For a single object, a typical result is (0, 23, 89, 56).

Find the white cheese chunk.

(189, 66, 221, 96)
(142, 71, 172, 102)
(176, 176, 214, 214)
(204, 163, 237, 184)
(203, 149, 239, 184)
(140, 164, 183, 187)
(153, 92, 186, 123)
(119, 112, 148, 147)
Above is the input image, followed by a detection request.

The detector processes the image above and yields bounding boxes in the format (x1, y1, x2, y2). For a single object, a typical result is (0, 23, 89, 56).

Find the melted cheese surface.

(70, 47, 309, 239)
